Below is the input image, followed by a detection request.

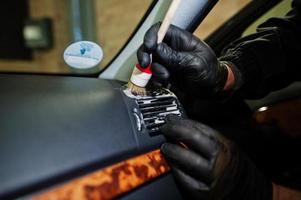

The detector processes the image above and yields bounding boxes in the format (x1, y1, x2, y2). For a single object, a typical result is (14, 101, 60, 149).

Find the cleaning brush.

(127, 0, 182, 96)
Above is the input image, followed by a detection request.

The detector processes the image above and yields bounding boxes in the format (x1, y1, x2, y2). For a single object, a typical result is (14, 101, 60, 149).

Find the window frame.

(204, 0, 282, 56)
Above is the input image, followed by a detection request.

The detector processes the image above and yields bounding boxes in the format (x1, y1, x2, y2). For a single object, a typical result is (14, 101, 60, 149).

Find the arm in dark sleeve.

(220, 1, 301, 99)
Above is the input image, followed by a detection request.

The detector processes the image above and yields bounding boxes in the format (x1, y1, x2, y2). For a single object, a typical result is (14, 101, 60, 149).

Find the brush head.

(127, 64, 152, 96)
(127, 81, 147, 96)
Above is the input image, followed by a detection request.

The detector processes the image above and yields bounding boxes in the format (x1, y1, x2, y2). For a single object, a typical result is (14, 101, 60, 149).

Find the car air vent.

(136, 92, 183, 135)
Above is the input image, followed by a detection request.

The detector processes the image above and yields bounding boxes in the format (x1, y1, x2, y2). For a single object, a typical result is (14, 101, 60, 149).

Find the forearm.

(220, 2, 301, 99)
(221, 61, 235, 91)
(273, 183, 301, 200)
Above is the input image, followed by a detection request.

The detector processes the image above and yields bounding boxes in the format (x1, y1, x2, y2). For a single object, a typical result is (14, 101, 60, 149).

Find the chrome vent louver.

(136, 93, 182, 135)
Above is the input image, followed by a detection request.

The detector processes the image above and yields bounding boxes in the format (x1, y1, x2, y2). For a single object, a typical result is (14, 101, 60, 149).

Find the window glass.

(243, 0, 291, 36)
(194, 0, 251, 39)
(0, 0, 153, 74)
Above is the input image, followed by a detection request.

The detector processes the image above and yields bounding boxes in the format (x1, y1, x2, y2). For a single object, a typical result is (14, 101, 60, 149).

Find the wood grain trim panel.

(32, 149, 170, 200)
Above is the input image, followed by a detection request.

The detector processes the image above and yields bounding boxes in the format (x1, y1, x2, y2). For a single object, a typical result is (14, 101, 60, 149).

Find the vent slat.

(143, 109, 179, 118)
(137, 95, 181, 135)
(138, 101, 174, 108)
(140, 104, 176, 112)
(137, 96, 174, 104)
(141, 107, 177, 115)
(145, 121, 165, 129)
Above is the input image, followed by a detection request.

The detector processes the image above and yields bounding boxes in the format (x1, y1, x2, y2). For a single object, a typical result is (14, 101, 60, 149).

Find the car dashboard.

(0, 74, 184, 199)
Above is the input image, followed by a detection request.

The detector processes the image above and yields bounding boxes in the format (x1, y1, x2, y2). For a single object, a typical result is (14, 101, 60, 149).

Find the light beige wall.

(0, 0, 71, 73)
(0, 0, 152, 73)
(0, 0, 254, 74)
(243, 0, 291, 36)
(195, 0, 251, 39)
(95, 0, 153, 67)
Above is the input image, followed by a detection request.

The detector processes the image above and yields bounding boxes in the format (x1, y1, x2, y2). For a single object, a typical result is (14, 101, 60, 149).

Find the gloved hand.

(160, 115, 272, 200)
(137, 23, 234, 97)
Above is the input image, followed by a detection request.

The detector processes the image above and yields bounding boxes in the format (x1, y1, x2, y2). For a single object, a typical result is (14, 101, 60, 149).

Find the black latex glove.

(137, 23, 229, 97)
(160, 115, 272, 200)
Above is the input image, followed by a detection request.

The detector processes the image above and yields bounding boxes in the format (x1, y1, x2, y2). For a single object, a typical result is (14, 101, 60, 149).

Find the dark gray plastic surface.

(0, 75, 140, 198)
(0, 74, 183, 199)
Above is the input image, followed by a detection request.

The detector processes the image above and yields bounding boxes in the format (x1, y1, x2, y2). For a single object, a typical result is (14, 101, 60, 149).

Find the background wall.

(95, 0, 153, 67)
(0, 0, 289, 74)
(0, 0, 71, 73)
(195, 0, 250, 38)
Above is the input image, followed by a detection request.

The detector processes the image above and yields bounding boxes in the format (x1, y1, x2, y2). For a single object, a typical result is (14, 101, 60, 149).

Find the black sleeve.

(220, 1, 301, 99)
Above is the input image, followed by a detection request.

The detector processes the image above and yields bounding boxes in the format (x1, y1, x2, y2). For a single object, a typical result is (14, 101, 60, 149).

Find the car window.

(194, 0, 251, 39)
(0, 0, 153, 74)
(243, 0, 291, 36)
